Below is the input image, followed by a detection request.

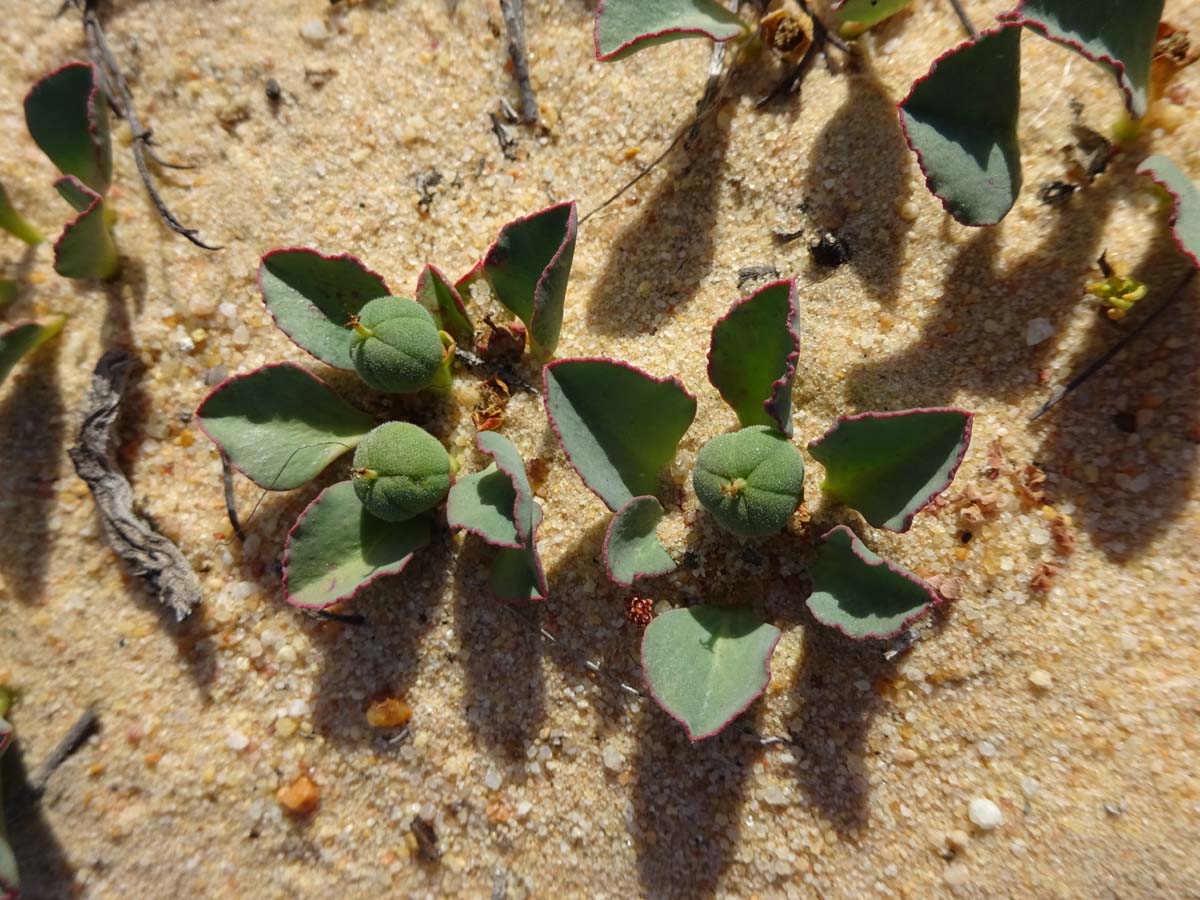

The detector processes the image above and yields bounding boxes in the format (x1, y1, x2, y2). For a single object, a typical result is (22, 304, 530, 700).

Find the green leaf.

(899, 26, 1023, 227)
(0, 315, 66, 385)
(707, 280, 800, 436)
(604, 495, 676, 586)
(447, 432, 547, 602)
(259, 249, 390, 369)
(283, 481, 431, 609)
(1138, 155, 1200, 269)
(416, 264, 474, 343)
(196, 363, 374, 491)
(481, 202, 577, 359)
(1009, 0, 1163, 118)
(807, 408, 973, 532)
(0, 181, 44, 245)
(51, 177, 118, 280)
(24, 62, 112, 195)
(543, 358, 697, 512)
(595, 0, 747, 61)
(835, 0, 912, 32)
(693, 426, 805, 539)
(642, 605, 781, 741)
(0, 710, 17, 899)
(807, 526, 938, 639)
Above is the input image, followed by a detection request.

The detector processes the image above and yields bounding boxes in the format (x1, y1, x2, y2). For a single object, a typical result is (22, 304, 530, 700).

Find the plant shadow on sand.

(842, 166, 1196, 560)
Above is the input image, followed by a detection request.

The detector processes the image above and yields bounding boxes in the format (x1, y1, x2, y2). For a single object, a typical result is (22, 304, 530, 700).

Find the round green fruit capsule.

(351, 422, 452, 522)
(349, 297, 446, 393)
(693, 426, 805, 539)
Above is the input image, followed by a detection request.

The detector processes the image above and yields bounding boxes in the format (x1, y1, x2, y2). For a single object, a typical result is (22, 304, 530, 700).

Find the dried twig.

(68, 351, 202, 620)
(581, 1, 741, 225)
(489, 112, 519, 161)
(454, 346, 538, 396)
(946, 0, 977, 38)
(66, 0, 220, 250)
(26, 708, 100, 799)
(220, 451, 246, 542)
(499, 0, 538, 124)
(1031, 268, 1197, 420)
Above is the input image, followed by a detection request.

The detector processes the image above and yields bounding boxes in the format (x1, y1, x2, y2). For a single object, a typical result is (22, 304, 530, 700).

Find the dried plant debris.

(68, 351, 202, 620)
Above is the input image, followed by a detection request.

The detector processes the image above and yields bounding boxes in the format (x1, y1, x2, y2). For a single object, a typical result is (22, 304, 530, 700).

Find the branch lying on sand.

(60, 0, 221, 250)
(69, 351, 203, 620)
(499, 0, 538, 124)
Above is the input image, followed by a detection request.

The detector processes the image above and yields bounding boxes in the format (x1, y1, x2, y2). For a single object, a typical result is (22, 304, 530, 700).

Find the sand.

(1, 0, 1199, 897)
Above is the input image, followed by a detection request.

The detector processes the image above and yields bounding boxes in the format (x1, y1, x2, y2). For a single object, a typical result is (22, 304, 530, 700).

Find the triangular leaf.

(481, 202, 577, 359)
(24, 62, 112, 195)
(283, 481, 431, 609)
(543, 358, 697, 512)
(259, 249, 391, 369)
(416, 264, 474, 343)
(0, 181, 44, 245)
(447, 431, 548, 602)
(196, 363, 374, 490)
(807, 408, 973, 532)
(707, 279, 801, 435)
(693, 426, 805, 539)
(595, 0, 748, 61)
(0, 316, 66, 385)
(642, 605, 781, 741)
(1006, 0, 1164, 118)
(447, 464, 523, 547)
(835, 0, 912, 33)
(1138, 155, 1200, 268)
(899, 26, 1023, 226)
(604, 495, 676, 586)
(807, 526, 938, 639)
(52, 176, 118, 281)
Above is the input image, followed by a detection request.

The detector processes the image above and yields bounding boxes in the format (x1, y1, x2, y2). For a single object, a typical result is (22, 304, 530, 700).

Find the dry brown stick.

(499, 0, 538, 124)
(71, 0, 221, 250)
(946, 0, 977, 38)
(68, 351, 203, 620)
(1030, 268, 1197, 421)
(26, 708, 100, 798)
(220, 451, 246, 542)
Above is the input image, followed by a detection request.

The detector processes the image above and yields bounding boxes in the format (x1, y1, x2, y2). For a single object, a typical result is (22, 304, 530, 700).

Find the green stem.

(428, 331, 456, 395)
(0, 185, 44, 246)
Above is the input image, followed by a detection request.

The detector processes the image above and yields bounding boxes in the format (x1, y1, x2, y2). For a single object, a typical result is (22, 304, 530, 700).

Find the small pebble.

(366, 698, 412, 729)
(299, 19, 330, 45)
(943, 862, 970, 887)
(968, 797, 1004, 830)
(225, 729, 249, 751)
(976, 740, 997, 759)
(1020, 776, 1039, 799)
(601, 743, 625, 773)
(947, 829, 970, 852)
(484, 768, 503, 791)
(1028, 669, 1053, 690)
(276, 775, 319, 815)
(1025, 318, 1054, 346)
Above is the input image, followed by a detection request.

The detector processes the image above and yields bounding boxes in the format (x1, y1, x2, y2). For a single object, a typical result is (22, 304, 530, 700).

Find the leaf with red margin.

(899, 26, 1023, 227)
(807, 408, 973, 532)
(543, 358, 697, 512)
(0, 706, 16, 900)
(708, 279, 801, 436)
(1138, 155, 1200, 268)
(478, 201, 577, 360)
(24, 62, 112, 195)
(604, 495, 676, 586)
(1003, 0, 1163, 119)
(446, 431, 548, 602)
(806, 526, 938, 639)
(642, 605, 780, 741)
(283, 481, 431, 609)
(0, 315, 66, 385)
(0, 180, 44, 245)
(834, 0, 912, 33)
(595, 0, 747, 62)
(259, 249, 391, 370)
(195, 363, 374, 491)
(52, 176, 118, 280)
(416, 264, 474, 343)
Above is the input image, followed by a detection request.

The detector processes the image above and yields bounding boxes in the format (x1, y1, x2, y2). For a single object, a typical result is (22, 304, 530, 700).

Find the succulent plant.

(0, 316, 67, 386)
(348, 298, 451, 395)
(693, 426, 806, 539)
(350, 423, 452, 523)
(24, 62, 118, 279)
(0, 182, 44, 246)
